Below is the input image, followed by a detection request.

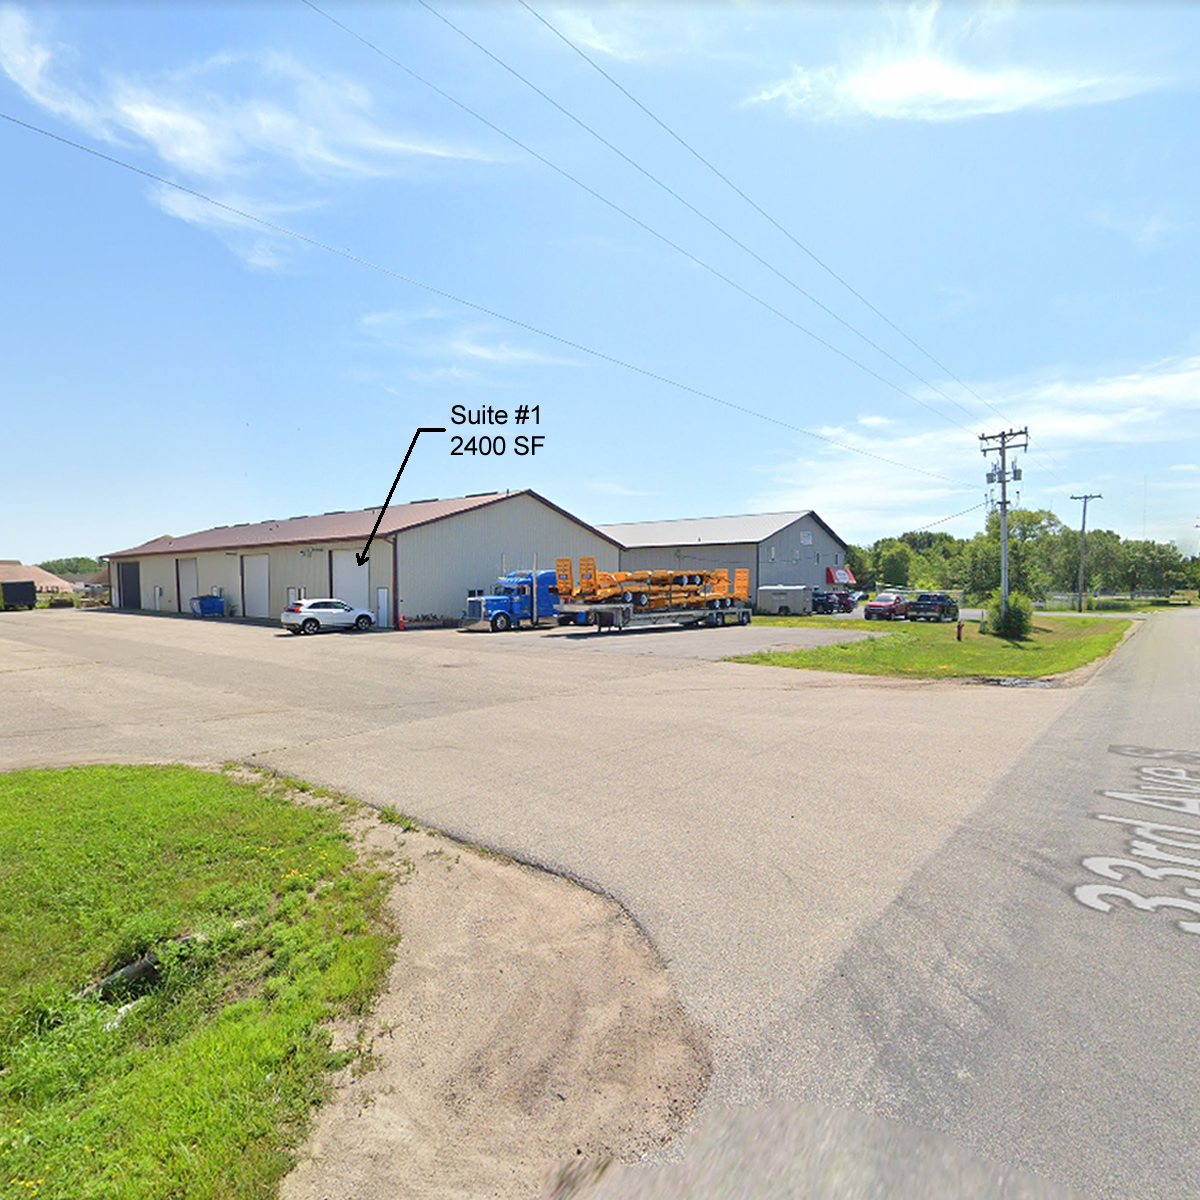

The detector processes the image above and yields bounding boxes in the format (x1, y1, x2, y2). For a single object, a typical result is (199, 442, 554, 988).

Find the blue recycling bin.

(189, 596, 225, 616)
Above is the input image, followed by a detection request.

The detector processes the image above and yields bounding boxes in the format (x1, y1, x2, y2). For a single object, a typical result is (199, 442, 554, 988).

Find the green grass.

(732, 615, 1132, 679)
(377, 806, 417, 830)
(0, 765, 394, 1200)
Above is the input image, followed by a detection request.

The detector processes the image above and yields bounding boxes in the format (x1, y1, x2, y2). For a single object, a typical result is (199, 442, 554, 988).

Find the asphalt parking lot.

(2, 607, 1132, 1195)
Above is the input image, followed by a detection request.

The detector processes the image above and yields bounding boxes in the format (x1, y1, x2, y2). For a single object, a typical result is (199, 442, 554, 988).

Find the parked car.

(863, 591, 909, 620)
(811, 590, 839, 614)
(833, 591, 857, 613)
(907, 592, 960, 622)
(282, 598, 375, 634)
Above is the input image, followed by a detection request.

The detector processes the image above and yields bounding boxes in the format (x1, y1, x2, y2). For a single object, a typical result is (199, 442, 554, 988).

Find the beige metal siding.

(396, 493, 618, 619)
(132, 557, 176, 612)
(620, 542, 757, 586)
(118, 540, 395, 625)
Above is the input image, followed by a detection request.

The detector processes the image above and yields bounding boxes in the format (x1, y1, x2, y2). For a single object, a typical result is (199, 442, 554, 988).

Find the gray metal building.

(107, 490, 621, 626)
(598, 510, 851, 599)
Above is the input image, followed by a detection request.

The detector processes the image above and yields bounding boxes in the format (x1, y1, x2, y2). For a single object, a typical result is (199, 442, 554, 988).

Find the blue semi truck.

(466, 569, 560, 631)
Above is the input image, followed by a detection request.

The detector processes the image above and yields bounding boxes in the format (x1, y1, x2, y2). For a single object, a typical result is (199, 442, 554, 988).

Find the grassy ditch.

(0, 765, 393, 1200)
(733, 615, 1132, 679)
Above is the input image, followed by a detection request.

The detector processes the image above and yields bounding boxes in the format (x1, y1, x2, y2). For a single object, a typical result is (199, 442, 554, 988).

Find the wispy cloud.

(748, 2, 1155, 122)
(0, 6, 488, 262)
(406, 366, 493, 386)
(752, 352, 1200, 543)
(445, 335, 571, 367)
(1090, 206, 1187, 252)
(586, 481, 659, 497)
(363, 314, 577, 385)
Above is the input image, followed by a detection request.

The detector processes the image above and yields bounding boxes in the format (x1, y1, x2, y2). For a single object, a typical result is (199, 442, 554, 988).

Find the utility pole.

(979, 428, 1029, 618)
(1071, 493, 1102, 612)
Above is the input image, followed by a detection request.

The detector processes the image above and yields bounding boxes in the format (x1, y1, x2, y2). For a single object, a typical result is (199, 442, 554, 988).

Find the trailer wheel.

(739, 609, 751, 625)
(490, 612, 512, 632)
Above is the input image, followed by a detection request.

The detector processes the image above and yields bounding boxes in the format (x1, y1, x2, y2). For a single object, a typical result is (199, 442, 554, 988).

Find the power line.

(515, 0, 1071, 484)
(414, 0, 984, 433)
(300, 0, 979, 435)
(0, 109, 977, 490)
(914, 500, 989, 531)
(516, 0, 1011, 421)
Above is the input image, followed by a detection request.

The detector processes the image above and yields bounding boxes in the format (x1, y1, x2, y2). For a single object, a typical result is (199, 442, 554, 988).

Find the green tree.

(36, 556, 100, 576)
(876, 539, 915, 588)
(845, 544, 872, 585)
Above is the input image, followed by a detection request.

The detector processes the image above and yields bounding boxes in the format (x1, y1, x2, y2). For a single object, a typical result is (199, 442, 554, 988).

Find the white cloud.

(544, 8, 643, 61)
(1090, 207, 1187, 252)
(749, 2, 1154, 122)
(445, 335, 571, 367)
(0, 5, 104, 130)
(750, 352, 1200, 543)
(586, 481, 659, 497)
(857, 414, 895, 428)
(361, 308, 448, 330)
(406, 366, 494, 386)
(0, 8, 489, 260)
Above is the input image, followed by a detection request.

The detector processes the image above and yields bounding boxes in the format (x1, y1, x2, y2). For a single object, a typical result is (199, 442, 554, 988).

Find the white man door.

(331, 550, 371, 613)
(177, 558, 198, 613)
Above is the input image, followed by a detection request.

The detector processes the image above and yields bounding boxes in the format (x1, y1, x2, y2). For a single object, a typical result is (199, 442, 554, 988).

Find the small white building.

(107, 490, 620, 627)
(598, 510, 851, 603)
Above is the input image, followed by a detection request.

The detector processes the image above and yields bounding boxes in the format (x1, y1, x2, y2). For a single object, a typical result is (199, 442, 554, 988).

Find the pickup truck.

(907, 592, 959, 622)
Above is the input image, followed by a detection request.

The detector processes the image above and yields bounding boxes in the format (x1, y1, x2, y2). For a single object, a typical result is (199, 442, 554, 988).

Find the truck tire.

(739, 609, 751, 625)
(490, 612, 512, 632)
(714, 611, 726, 627)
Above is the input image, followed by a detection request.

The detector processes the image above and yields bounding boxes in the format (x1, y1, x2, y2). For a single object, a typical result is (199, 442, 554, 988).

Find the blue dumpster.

(189, 596, 225, 616)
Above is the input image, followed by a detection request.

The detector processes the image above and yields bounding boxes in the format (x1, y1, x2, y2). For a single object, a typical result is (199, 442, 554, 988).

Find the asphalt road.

(2, 608, 1197, 1197)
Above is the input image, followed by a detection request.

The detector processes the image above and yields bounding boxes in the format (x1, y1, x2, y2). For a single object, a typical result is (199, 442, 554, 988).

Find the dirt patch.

(281, 808, 711, 1200)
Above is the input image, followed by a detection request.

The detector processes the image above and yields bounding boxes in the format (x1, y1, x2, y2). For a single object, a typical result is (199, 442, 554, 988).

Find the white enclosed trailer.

(756, 585, 812, 615)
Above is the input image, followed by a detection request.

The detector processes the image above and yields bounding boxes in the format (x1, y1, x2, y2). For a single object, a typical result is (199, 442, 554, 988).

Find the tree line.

(846, 510, 1200, 601)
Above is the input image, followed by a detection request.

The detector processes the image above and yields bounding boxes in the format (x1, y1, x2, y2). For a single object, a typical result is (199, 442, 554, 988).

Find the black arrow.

(357, 427, 446, 565)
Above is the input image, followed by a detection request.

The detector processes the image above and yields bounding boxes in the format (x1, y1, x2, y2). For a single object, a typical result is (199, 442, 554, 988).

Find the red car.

(863, 591, 908, 620)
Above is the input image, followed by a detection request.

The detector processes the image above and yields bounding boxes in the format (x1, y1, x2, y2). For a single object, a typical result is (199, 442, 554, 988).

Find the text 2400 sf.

(450, 436, 545, 456)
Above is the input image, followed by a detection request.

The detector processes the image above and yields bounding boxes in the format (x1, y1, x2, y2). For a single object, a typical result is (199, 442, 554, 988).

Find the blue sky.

(3, 1, 1199, 563)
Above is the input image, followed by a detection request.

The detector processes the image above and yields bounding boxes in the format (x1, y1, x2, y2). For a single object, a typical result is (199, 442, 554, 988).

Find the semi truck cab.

(467, 569, 559, 631)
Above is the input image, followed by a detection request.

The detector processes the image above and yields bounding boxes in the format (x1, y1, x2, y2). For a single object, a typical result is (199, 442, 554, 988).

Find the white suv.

(281, 598, 375, 634)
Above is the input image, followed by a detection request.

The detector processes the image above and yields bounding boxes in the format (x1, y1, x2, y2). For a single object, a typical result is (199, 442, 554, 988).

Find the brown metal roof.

(0, 561, 76, 590)
(106, 490, 620, 558)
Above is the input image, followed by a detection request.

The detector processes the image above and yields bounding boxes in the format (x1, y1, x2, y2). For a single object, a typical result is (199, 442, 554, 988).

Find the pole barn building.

(598, 510, 851, 598)
(106, 490, 620, 627)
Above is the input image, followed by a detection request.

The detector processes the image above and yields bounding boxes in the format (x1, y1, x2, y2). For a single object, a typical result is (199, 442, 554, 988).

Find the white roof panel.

(600, 511, 815, 548)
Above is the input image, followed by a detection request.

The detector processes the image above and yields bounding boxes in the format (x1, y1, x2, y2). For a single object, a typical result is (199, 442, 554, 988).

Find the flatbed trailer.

(555, 600, 752, 631)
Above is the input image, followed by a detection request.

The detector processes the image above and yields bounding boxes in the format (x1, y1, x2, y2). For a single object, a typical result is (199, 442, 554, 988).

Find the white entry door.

(331, 550, 371, 612)
(177, 558, 199, 613)
(375, 586, 389, 629)
(242, 554, 270, 619)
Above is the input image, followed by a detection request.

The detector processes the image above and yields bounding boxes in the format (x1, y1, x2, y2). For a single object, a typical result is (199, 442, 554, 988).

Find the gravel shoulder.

(282, 808, 711, 1200)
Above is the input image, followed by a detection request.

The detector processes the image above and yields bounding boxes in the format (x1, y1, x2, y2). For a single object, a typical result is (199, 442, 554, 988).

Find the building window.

(769, 546, 776, 562)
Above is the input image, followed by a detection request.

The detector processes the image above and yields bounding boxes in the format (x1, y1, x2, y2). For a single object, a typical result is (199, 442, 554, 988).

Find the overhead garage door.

(331, 550, 370, 612)
(241, 555, 270, 619)
(117, 561, 141, 610)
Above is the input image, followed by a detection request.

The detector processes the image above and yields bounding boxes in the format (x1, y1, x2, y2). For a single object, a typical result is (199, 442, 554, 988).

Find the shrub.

(986, 590, 1033, 639)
